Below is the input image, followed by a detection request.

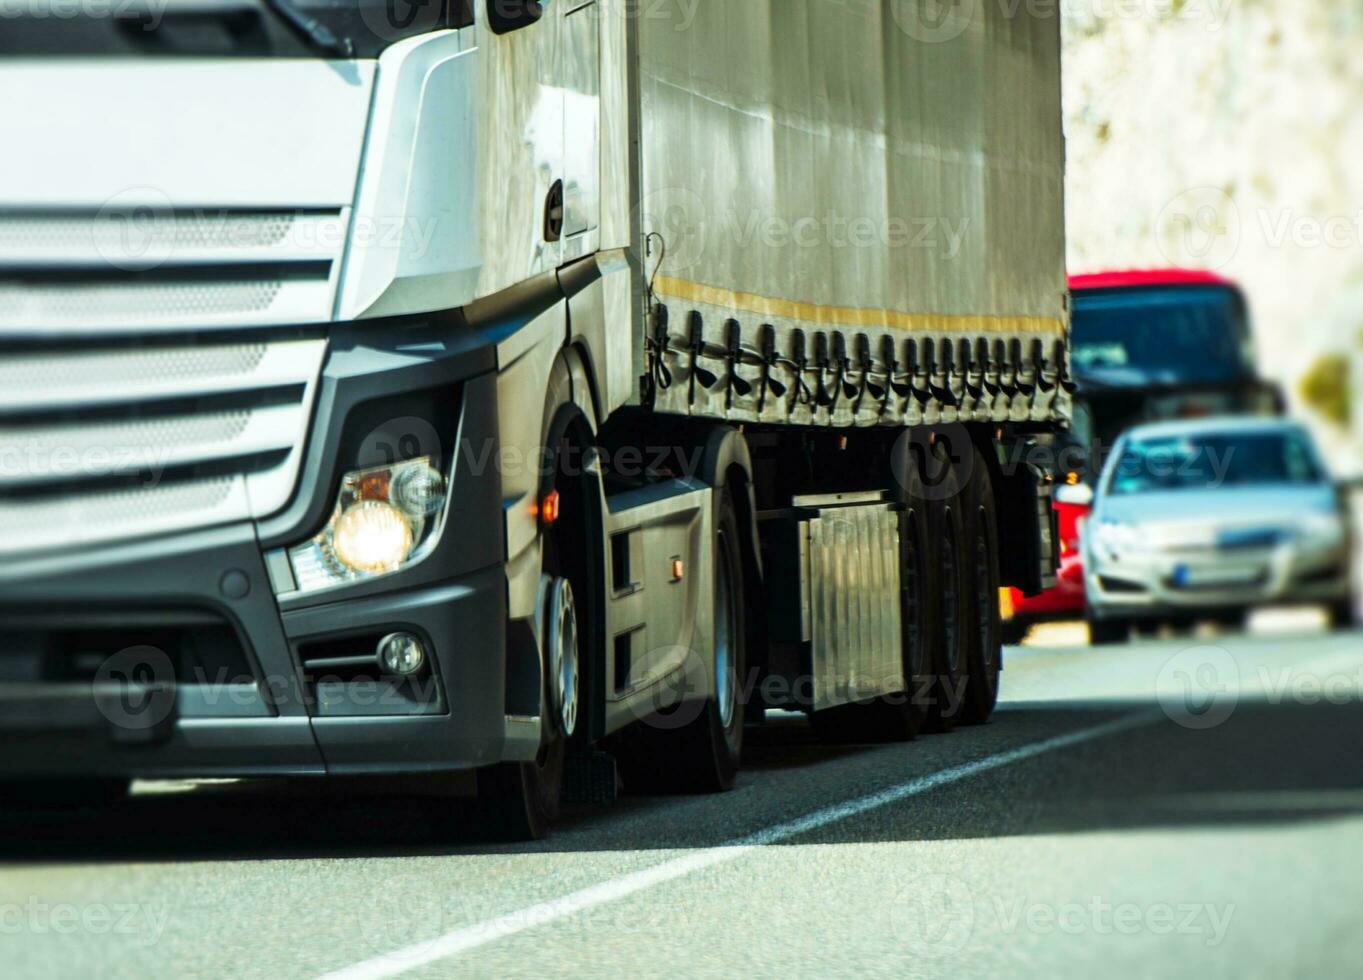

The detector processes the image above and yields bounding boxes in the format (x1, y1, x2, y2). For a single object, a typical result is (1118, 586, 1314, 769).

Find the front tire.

(1088, 614, 1130, 646)
(477, 436, 590, 840)
(1328, 600, 1358, 631)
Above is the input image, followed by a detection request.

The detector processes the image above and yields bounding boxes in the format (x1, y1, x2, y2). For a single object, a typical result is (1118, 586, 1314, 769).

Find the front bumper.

(0, 317, 540, 779)
(1086, 536, 1352, 619)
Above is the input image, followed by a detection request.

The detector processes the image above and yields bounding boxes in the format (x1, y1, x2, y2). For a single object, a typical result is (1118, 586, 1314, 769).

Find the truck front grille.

(0, 333, 326, 562)
(0, 208, 344, 332)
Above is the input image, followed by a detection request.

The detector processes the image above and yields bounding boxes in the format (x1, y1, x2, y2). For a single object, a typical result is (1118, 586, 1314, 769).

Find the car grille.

(0, 333, 326, 563)
(0, 204, 343, 563)
(0, 209, 343, 332)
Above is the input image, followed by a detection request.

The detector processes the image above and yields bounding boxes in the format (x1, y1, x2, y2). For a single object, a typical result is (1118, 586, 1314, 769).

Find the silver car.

(1084, 417, 1356, 643)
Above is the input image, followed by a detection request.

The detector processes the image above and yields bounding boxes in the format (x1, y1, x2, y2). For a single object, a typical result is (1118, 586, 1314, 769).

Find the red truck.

(1002, 269, 1282, 643)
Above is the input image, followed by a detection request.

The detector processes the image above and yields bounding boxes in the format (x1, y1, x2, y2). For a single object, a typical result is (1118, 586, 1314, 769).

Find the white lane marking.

(319, 712, 1156, 980)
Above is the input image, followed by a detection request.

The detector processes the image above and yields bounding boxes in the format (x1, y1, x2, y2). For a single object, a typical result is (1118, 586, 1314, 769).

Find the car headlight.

(285, 456, 448, 593)
(1298, 511, 1345, 545)
(1092, 520, 1143, 559)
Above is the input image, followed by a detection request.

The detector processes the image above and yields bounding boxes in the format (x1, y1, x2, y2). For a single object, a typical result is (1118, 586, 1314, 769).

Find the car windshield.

(1072, 285, 1254, 386)
(1107, 430, 1325, 496)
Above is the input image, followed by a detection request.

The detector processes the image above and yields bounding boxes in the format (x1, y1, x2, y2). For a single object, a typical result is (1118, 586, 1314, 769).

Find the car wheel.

(1088, 615, 1129, 646)
(1328, 600, 1359, 631)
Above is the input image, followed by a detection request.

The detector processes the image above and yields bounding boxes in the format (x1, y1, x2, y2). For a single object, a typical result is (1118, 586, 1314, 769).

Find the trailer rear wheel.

(924, 445, 970, 732)
(959, 446, 1002, 725)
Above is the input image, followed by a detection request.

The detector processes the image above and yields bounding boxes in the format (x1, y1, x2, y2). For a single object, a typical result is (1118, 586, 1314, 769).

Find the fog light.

(377, 632, 427, 676)
(329, 501, 413, 573)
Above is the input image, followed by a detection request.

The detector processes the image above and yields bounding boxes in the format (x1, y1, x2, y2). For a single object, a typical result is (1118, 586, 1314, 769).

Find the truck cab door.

(558, 0, 600, 256)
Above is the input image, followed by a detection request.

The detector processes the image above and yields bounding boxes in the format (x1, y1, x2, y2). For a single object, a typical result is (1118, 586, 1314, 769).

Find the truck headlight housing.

(286, 457, 448, 592)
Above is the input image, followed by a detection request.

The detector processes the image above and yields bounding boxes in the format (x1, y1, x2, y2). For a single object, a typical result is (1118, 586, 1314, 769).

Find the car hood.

(1096, 486, 1338, 533)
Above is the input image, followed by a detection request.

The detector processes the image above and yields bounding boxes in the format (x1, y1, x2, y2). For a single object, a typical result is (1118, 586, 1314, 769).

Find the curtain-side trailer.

(0, 0, 1067, 838)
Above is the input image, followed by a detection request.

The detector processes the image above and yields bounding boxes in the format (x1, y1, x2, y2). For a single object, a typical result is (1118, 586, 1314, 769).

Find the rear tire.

(1211, 609, 1249, 633)
(923, 443, 970, 732)
(618, 484, 747, 793)
(1088, 615, 1129, 646)
(959, 446, 1001, 726)
(1328, 600, 1358, 631)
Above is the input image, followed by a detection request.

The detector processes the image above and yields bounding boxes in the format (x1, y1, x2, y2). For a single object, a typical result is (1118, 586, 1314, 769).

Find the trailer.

(0, 0, 1067, 837)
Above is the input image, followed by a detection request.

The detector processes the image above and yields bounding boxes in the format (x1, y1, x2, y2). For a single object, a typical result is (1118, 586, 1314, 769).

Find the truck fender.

(696, 426, 763, 585)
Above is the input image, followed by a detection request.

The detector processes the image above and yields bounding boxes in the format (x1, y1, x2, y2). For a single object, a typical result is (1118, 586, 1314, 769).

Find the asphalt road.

(4, 621, 1363, 979)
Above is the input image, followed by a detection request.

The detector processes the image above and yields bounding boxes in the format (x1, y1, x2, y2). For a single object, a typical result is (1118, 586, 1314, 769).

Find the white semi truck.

(0, 0, 1069, 837)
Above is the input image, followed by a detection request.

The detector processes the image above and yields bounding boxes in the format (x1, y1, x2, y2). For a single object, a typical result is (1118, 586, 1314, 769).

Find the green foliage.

(1299, 353, 1352, 428)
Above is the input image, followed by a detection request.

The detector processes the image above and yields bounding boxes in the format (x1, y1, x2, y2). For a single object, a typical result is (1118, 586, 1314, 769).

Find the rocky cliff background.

(1062, 0, 1362, 465)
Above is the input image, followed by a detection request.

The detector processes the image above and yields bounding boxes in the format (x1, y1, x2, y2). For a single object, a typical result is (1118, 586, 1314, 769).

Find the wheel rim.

(715, 532, 737, 730)
(548, 578, 579, 738)
(940, 514, 962, 672)
(974, 512, 994, 671)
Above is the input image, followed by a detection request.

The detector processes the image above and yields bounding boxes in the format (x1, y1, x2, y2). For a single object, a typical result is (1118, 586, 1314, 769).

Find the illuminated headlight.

(330, 500, 414, 573)
(284, 457, 449, 593)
